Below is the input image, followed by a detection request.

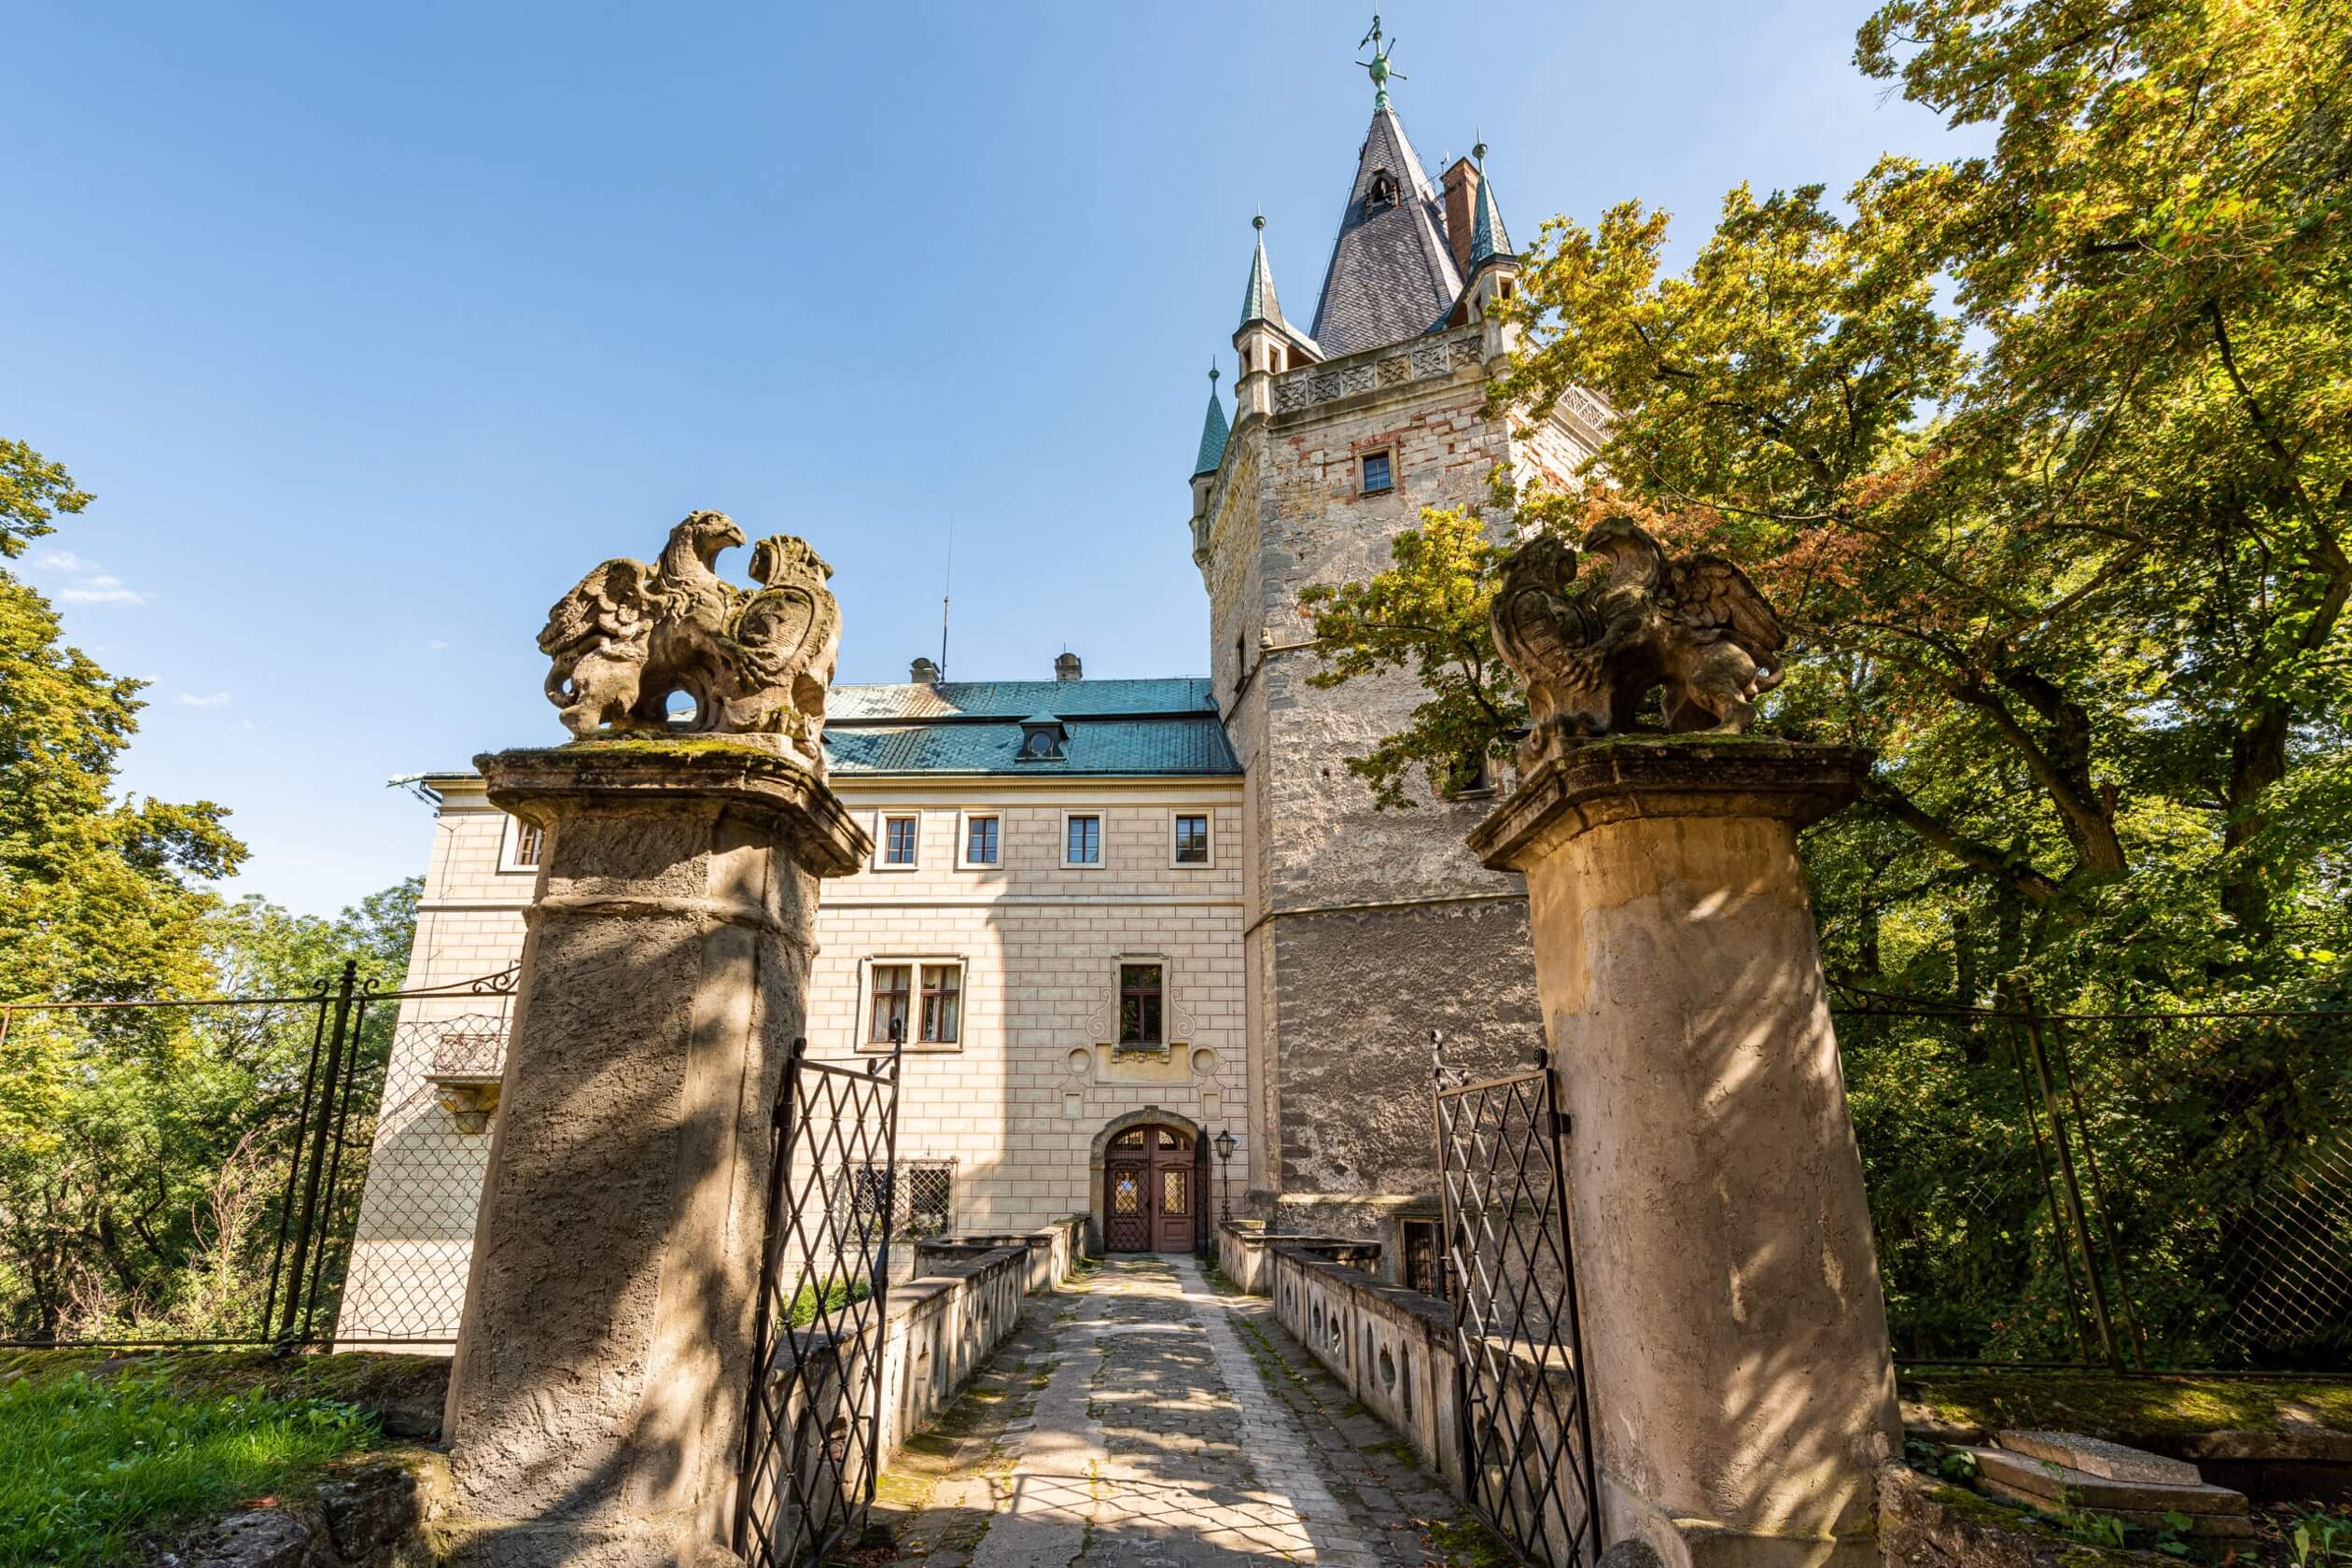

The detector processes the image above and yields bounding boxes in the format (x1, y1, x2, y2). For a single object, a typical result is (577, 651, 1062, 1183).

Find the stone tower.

(1186, 65, 1607, 1248)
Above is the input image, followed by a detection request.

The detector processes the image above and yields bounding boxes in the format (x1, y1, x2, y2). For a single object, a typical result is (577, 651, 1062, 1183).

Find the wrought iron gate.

(1433, 1034, 1603, 1568)
(736, 1036, 903, 1568)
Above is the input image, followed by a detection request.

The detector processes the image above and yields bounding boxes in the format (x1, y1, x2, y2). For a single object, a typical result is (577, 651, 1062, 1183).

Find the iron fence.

(738, 1037, 904, 1568)
(0, 962, 515, 1349)
(1835, 987, 2352, 1372)
(1432, 1033, 1603, 1568)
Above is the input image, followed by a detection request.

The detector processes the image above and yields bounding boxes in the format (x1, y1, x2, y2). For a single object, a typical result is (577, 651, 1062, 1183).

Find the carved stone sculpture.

(1490, 509, 1786, 768)
(539, 511, 839, 775)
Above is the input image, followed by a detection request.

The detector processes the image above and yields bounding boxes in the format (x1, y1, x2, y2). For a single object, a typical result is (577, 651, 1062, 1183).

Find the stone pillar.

(441, 742, 868, 1567)
(1468, 739, 1898, 1568)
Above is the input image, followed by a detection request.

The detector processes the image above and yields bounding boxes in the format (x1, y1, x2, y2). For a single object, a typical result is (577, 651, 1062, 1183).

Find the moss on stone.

(1426, 1514, 1521, 1568)
(1902, 1371, 2352, 1439)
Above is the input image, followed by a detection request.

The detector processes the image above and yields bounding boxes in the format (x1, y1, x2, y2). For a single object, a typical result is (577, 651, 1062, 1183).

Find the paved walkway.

(871, 1255, 1502, 1568)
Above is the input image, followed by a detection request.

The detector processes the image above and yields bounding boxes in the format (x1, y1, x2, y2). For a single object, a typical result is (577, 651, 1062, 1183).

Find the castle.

(338, 51, 1604, 1341)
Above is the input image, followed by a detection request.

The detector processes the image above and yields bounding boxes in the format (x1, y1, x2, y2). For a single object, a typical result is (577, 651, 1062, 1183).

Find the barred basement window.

(836, 1160, 957, 1239)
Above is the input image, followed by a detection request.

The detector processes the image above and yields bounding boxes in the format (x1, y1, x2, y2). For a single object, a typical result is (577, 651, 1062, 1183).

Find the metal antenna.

(940, 516, 954, 679)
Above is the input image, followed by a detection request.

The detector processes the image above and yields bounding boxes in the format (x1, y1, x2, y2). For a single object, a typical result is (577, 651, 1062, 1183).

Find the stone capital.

(1467, 737, 1870, 873)
(477, 738, 871, 879)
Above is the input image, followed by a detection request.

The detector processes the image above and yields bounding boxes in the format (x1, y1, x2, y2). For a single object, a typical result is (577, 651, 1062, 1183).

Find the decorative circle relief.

(1190, 1047, 1216, 1076)
(1067, 1047, 1092, 1077)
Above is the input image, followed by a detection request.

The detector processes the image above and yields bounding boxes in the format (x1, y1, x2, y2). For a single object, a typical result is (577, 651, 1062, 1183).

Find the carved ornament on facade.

(1490, 509, 1787, 769)
(537, 511, 841, 775)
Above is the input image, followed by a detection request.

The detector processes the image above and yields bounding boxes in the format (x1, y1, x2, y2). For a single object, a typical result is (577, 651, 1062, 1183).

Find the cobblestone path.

(871, 1255, 1505, 1568)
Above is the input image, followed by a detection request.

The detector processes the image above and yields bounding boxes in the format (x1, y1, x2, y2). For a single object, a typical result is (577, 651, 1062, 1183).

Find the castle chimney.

(1441, 157, 1480, 276)
(1055, 651, 1083, 682)
(911, 656, 941, 684)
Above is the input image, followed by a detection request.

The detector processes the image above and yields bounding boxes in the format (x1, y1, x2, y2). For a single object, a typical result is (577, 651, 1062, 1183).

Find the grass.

(786, 1275, 875, 1328)
(0, 1369, 378, 1567)
(1902, 1372, 2352, 1439)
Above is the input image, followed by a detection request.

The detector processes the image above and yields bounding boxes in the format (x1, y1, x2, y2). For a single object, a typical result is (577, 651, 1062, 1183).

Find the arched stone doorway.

(1090, 1109, 1202, 1253)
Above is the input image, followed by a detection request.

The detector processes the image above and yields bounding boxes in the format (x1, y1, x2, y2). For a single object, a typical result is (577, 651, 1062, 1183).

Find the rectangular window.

(1361, 451, 1393, 493)
(962, 814, 1000, 867)
(869, 964, 912, 1043)
(506, 819, 544, 871)
(1172, 813, 1211, 866)
(920, 963, 962, 1044)
(1065, 813, 1102, 866)
(880, 814, 919, 867)
(1118, 962, 1164, 1046)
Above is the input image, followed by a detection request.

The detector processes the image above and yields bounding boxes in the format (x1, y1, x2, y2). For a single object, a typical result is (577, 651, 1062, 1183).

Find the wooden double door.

(1104, 1124, 1197, 1252)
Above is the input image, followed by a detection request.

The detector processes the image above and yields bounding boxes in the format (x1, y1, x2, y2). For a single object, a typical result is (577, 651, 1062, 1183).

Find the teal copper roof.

(1239, 215, 1281, 329)
(827, 678, 1236, 777)
(1468, 155, 1513, 268)
(420, 680, 1236, 783)
(1193, 369, 1229, 476)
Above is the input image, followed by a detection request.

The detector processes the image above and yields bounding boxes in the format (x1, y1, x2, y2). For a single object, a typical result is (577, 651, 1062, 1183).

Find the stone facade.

(340, 749, 1246, 1345)
(1192, 317, 1600, 1250)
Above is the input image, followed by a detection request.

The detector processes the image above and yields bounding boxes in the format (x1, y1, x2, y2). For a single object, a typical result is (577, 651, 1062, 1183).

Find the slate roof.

(824, 678, 1239, 777)
(1307, 105, 1464, 358)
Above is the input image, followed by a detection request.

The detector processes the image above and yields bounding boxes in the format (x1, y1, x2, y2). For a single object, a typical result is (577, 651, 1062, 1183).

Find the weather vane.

(1357, 13, 1403, 109)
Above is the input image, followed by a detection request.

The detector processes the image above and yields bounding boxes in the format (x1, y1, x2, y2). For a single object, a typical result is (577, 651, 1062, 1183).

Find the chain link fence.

(1837, 987, 2352, 1371)
(0, 963, 514, 1349)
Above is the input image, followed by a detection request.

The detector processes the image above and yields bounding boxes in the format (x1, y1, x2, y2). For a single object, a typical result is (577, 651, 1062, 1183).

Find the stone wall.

(1267, 1244, 1465, 1505)
(1193, 323, 1595, 1228)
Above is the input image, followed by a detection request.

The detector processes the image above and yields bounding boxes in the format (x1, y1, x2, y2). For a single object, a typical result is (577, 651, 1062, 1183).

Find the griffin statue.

(538, 510, 840, 776)
(1490, 509, 1786, 769)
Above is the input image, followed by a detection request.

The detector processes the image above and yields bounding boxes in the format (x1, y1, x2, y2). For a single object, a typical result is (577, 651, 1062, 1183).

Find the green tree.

(0, 442, 245, 1001)
(1302, 0, 2352, 1362)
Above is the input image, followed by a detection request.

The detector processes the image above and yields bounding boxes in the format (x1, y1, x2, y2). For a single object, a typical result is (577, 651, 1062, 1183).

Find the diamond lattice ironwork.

(1433, 1034, 1602, 1568)
(737, 1037, 903, 1568)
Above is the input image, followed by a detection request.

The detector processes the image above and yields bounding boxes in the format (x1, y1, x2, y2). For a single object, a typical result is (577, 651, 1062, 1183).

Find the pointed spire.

(1192, 363, 1229, 478)
(1239, 212, 1282, 330)
(1468, 141, 1514, 267)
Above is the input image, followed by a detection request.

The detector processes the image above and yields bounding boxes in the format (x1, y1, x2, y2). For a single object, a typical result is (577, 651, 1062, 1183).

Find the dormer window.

(1017, 713, 1070, 762)
(1366, 169, 1397, 214)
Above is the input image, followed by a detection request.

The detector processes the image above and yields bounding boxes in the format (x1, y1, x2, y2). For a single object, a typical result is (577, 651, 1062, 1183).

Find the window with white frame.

(1061, 811, 1103, 868)
(1170, 810, 1212, 867)
(864, 959, 965, 1048)
(874, 812, 920, 870)
(959, 810, 1001, 869)
(499, 815, 544, 873)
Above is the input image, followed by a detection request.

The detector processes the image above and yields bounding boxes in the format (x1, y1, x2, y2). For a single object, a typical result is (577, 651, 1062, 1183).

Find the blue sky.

(5, 2, 1979, 916)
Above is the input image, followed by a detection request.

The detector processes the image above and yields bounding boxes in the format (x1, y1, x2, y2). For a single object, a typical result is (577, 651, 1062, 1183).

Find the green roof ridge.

(1192, 365, 1229, 477)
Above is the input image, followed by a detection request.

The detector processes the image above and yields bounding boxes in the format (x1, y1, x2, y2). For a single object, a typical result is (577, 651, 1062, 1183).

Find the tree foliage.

(0, 440, 426, 1340)
(1304, 0, 2352, 1361)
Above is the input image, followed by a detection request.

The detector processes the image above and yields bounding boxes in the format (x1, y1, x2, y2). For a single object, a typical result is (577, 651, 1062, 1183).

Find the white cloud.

(427, 638, 451, 651)
(178, 691, 234, 708)
(33, 550, 90, 571)
(55, 572, 150, 606)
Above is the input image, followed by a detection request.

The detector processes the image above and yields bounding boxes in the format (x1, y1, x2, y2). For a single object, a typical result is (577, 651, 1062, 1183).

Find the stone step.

(1996, 1428, 2202, 1486)
(1979, 1473, 2258, 1539)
